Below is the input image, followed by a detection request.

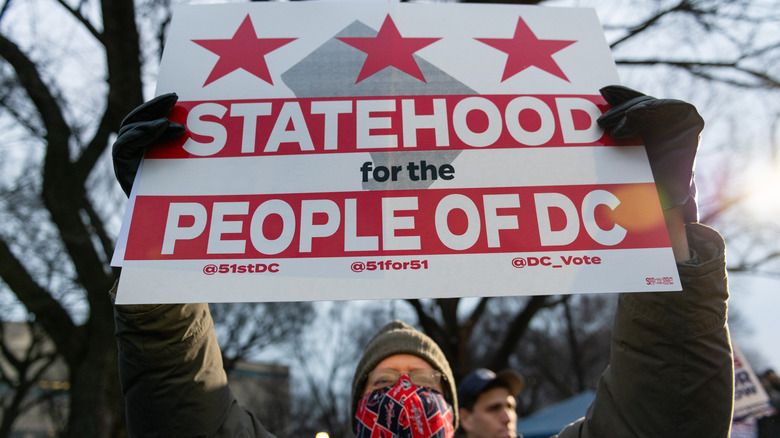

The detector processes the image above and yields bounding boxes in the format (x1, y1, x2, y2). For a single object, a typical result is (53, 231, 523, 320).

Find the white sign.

(733, 342, 774, 421)
(114, 3, 680, 303)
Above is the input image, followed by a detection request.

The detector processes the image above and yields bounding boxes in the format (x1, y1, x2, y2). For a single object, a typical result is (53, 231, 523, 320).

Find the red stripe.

(146, 94, 633, 159)
(125, 183, 668, 260)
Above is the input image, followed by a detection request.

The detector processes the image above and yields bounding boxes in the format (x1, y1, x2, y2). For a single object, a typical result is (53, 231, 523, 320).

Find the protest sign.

(733, 342, 775, 421)
(113, 2, 680, 303)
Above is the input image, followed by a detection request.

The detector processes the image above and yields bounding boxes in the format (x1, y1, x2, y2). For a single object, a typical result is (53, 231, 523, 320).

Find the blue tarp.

(516, 390, 595, 438)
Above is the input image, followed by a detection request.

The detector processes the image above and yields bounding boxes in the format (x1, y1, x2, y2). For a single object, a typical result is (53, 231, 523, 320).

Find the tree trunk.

(63, 296, 124, 438)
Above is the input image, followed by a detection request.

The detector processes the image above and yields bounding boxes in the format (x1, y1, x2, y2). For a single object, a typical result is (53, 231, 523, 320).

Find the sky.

(728, 273, 780, 373)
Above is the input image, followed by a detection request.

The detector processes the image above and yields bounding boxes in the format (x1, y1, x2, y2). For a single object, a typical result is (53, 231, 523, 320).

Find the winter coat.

(113, 223, 733, 438)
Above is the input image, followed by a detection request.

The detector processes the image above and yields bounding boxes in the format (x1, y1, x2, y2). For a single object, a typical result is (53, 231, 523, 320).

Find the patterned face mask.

(355, 374, 454, 438)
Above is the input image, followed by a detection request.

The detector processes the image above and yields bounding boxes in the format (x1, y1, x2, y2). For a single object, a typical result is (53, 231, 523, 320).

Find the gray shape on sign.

(282, 20, 476, 98)
(281, 20, 477, 191)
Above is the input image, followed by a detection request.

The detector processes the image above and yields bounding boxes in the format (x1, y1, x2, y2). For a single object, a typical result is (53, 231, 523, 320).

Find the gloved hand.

(112, 93, 186, 196)
(597, 85, 702, 222)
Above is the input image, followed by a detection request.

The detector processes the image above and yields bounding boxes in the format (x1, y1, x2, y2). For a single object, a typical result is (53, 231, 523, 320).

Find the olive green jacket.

(114, 223, 733, 437)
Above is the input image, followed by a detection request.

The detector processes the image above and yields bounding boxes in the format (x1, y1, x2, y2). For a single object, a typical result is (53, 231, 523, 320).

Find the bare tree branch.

(0, 35, 70, 154)
(607, 0, 688, 49)
(81, 196, 118, 264)
(489, 296, 555, 371)
(54, 0, 103, 43)
(0, 0, 12, 23)
(73, 0, 144, 183)
(615, 59, 780, 88)
(727, 251, 780, 274)
(0, 239, 79, 364)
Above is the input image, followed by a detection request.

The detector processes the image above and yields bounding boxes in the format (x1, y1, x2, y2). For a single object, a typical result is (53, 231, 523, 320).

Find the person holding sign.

(111, 85, 733, 437)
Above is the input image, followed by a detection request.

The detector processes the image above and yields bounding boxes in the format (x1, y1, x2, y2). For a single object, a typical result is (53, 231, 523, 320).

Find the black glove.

(597, 85, 702, 222)
(112, 93, 186, 196)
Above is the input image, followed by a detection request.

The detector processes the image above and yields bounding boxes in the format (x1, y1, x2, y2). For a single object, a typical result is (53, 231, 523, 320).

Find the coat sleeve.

(113, 298, 277, 438)
(555, 223, 734, 438)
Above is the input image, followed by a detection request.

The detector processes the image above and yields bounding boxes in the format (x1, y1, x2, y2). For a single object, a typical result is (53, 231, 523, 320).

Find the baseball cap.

(457, 368, 524, 410)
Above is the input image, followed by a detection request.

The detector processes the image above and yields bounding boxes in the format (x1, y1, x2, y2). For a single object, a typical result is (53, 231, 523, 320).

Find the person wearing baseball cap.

(457, 369, 524, 438)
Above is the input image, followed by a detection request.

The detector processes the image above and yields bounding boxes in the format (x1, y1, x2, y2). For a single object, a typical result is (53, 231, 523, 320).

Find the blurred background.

(0, 0, 778, 437)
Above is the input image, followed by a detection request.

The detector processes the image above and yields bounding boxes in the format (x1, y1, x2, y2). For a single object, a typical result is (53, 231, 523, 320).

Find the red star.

(337, 15, 440, 83)
(476, 17, 576, 82)
(192, 14, 296, 86)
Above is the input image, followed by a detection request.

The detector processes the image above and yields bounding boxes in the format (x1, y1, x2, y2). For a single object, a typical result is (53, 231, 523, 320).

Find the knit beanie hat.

(351, 320, 458, 432)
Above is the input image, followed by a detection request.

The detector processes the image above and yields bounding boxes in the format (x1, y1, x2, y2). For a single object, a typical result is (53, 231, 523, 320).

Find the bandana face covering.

(355, 375, 454, 438)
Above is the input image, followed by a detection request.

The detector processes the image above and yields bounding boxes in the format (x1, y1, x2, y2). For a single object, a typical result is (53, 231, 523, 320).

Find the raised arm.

(113, 298, 275, 437)
(110, 95, 275, 437)
(557, 87, 733, 437)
